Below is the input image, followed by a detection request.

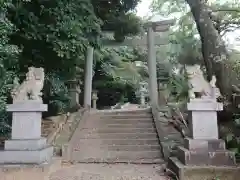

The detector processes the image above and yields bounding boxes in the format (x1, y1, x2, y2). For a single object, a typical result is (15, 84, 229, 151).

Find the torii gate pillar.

(146, 19, 175, 109)
(83, 47, 94, 109)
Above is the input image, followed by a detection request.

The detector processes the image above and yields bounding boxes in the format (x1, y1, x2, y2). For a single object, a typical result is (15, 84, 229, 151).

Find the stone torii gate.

(83, 18, 175, 109)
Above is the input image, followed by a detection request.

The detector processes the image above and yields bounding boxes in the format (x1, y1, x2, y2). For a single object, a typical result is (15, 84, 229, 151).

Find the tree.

(152, 0, 240, 98)
(185, 0, 230, 96)
(0, 0, 143, 135)
(0, 0, 20, 136)
(92, 0, 142, 40)
(7, 0, 101, 77)
(92, 47, 147, 107)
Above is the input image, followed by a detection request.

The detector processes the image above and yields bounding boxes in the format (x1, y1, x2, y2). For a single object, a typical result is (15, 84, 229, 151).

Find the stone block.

(0, 146, 53, 164)
(4, 138, 47, 151)
(187, 100, 223, 140)
(178, 146, 209, 166)
(208, 139, 226, 151)
(184, 138, 208, 151)
(7, 102, 48, 140)
(7, 102, 47, 112)
(11, 112, 42, 139)
(187, 99, 223, 111)
(184, 138, 226, 151)
(177, 146, 236, 166)
(208, 151, 236, 166)
(168, 157, 240, 180)
(188, 111, 219, 139)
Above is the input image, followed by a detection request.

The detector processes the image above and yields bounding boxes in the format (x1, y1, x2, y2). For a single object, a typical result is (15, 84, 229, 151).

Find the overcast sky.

(136, 0, 152, 17)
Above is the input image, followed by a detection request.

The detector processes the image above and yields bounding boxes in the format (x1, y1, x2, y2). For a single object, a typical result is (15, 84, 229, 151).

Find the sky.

(136, 0, 152, 18)
(136, 0, 240, 49)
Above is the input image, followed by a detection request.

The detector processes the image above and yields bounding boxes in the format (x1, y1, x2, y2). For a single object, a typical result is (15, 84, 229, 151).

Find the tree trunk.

(185, 0, 231, 97)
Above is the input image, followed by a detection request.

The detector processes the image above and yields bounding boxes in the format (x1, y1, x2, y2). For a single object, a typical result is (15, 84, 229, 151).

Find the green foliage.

(92, 47, 144, 108)
(167, 69, 189, 103)
(43, 73, 70, 117)
(225, 113, 240, 158)
(0, 72, 17, 137)
(95, 47, 146, 86)
(0, 0, 20, 137)
(0, 0, 144, 138)
(112, 13, 142, 42)
(92, 0, 142, 40)
(7, 0, 101, 76)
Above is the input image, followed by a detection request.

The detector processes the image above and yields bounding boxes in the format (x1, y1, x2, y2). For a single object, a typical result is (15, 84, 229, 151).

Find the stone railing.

(111, 103, 122, 109)
(151, 105, 186, 160)
(54, 108, 88, 155)
(46, 113, 70, 145)
(42, 108, 88, 155)
(65, 108, 88, 142)
(120, 102, 130, 109)
(151, 106, 170, 160)
(61, 108, 90, 160)
(111, 102, 131, 110)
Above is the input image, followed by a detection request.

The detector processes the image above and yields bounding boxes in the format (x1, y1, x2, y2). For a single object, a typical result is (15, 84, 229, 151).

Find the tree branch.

(212, 8, 240, 13)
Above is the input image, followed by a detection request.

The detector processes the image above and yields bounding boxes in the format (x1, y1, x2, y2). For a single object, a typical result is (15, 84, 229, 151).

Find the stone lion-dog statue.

(11, 67, 45, 103)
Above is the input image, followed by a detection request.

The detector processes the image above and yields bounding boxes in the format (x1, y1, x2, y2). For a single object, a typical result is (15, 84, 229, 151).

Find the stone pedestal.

(140, 91, 145, 106)
(92, 90, 98, 109)
(168, 98, 239, 180)
(0, 101, 53, 164)
(139, 82, 148, 108)
(66, 80, 81, 108)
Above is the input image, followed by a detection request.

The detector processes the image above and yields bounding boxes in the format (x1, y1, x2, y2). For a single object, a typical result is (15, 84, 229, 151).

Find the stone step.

(71, 157, 164, 164)
(99, 109, 151, 115)
(100, 115, 152, 119)
(73, 139, 160, 146)
(74, 145, 161, 151)
(79, 133, 158, 139)
(96, 119, 153, 124)
(85, 123, 155, 129)
(80, 128, 157, 134)
(99, 117, 152, 120)
(71, 150, 162, 163)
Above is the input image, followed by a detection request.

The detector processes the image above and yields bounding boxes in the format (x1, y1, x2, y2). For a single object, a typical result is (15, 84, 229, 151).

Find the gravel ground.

(49, 163, 170, 180)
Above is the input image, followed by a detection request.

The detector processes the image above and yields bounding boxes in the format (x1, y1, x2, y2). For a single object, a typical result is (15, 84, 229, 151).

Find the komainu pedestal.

(0, 67, 53, 165)
(168, 99, 240, 180)
(0, 102, 53, 164)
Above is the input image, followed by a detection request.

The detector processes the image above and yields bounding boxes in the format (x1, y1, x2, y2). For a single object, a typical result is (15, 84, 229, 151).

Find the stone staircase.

(67, 108, 164, 164)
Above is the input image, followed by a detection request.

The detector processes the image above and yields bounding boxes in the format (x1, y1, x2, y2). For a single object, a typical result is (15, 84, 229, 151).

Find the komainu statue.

(186, 64, 221, 99)
(11, 67, 45, 103)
